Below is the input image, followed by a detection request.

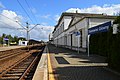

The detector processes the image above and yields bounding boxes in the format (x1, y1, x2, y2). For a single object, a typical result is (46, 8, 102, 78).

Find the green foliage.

(0, 33, 26, 45)
(0, 37, 3, 44)
(90, 15, 120, 72)
(18, 37, 26, 41)
(90, 32, 108, 56)
(6, 34, 13, 42)
(109, 15, 120, 72)
(113, 14, 120, 24)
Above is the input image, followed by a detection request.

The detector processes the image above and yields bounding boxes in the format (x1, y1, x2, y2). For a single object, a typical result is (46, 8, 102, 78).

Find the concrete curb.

(32, 46, 48, 80)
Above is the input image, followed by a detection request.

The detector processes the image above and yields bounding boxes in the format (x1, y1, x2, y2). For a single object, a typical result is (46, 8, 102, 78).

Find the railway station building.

(52, 12, 116, 52)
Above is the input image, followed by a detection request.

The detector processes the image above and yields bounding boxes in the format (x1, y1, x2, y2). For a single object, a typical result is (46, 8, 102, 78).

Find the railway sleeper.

(26, 72, 34, 77)
(15, 65, 29, 67)
(22, 61, 31, 63)
(7, 70, 25, 73)
(18, 62, 32, 65)
(14, 67, 28, 69)
(25, 75, 33, 80)
(9, 70, 25, 72)
(20, 63, 31, 65)
(11, 69, 25, 71)
(15, 65, 29, 68)
(0, 76, 20, 80)
(3, 73, 22, 76)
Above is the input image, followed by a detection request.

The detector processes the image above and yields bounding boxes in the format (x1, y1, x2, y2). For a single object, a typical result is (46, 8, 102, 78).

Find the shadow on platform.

(54, 66, 120, 80)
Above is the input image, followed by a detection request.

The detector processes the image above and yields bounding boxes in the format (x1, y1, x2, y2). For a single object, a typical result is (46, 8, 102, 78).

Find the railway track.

(0, 48, 43, 80)
(0, 50, 26, 61)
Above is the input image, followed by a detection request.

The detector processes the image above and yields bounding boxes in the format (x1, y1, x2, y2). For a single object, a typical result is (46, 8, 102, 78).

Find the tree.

(13, 36, 18, 43)
(113, 14, 120, 32)
(108, 14, 120, 72)
(18, 37, 26, 41)
(2, 33, 6, 38)
(6, 34, 13, 42)
(0, 33, 26, 45)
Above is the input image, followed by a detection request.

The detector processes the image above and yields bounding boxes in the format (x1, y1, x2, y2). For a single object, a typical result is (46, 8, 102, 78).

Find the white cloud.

(0, 10, 54, 41)
(66, 4, 120, 15)
(29, 25, 54, 41)
(0, 1, 5, 8)
(41, 14, 51, 19)
(41, 22, 48, 26)
(31, 7, 37, 14)
(0, 10, 25, 37)
(0, 10, 23, 28)
(54, 14, 60, 21)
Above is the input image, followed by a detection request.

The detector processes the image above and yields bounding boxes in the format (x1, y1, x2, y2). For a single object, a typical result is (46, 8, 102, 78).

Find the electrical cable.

(0, 20, 24, 30)
(0, 14, 16, 23)
(25, 0, 38, 23)
(0, 14, 26, 29)
(17, 0, 35, 24)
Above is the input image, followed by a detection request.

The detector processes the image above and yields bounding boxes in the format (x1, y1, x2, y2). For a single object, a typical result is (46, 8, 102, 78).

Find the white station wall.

(53, 17, 115, 50)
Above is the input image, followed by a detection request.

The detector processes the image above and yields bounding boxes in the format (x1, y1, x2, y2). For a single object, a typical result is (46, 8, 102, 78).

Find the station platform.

(33, 44, 120, 80)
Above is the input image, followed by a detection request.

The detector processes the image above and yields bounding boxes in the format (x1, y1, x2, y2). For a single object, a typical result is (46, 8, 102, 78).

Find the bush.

(89, 26, 120, 72)
(90, 32, 108, 56)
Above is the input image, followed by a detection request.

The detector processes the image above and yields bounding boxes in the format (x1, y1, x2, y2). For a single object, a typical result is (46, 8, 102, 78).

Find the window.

(22, 42, 25, 44)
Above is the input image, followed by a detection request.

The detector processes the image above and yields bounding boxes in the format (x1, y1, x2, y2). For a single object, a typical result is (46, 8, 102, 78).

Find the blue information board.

(88, 21, 111, 35)
(4, 38, 9, 40)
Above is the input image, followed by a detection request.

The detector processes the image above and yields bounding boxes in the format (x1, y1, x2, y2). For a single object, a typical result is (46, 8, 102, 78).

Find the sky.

(0, 0, 120, 41)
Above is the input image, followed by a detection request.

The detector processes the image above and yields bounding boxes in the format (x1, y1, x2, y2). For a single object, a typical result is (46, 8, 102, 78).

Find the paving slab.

(47, 44, 120, 80)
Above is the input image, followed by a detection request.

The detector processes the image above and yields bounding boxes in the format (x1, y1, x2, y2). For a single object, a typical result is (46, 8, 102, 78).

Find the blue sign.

(4, 38, 9, 40)
(88, 21, 111, 35)
(73, 31, 80, 36)
(76, 32, 80, 36)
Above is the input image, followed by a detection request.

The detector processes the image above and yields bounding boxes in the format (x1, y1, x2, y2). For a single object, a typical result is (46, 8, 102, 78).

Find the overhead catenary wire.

(0, 11, 42, 37)
(0, 0, 41, 29)
(0, 14, 16, 23)
(0, 14, 26, 29)
(0, 20, 24, 30)
(17, 0, 35, 24)
(0, 13, 27, 38)
(17, 0, 42, 32)
(0, 1, 42, 41)
(25, 0, 38, 23)
(0, 20, 26, 37)
(0, 20, 16, 29)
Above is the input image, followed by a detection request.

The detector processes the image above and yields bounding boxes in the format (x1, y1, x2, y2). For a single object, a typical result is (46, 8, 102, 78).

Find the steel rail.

(0, 53, 31, 78)
(0, 50, 26, 61)
(19, 52, 40, 80)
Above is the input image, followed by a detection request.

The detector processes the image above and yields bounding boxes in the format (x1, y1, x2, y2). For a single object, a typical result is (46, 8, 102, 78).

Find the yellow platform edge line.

(48, 53, 55, 80)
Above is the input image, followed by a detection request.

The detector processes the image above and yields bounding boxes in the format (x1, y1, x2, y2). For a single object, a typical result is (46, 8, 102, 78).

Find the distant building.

(18, 40, 28, 46)
(49, 33, 53, 44)
(52, 12, 116, 52)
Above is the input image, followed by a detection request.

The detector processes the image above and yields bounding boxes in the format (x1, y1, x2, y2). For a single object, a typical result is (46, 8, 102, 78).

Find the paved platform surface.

(47, 44, 120, 80)
(0, 46, 25, 51)
(32, 46, 48, 80)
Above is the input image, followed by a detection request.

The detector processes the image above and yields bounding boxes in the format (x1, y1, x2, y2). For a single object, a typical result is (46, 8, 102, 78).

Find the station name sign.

(88, 21, 111, 35)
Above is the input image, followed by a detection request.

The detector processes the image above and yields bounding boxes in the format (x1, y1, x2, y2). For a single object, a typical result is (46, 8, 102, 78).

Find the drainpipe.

(87, 18, 90, 57)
